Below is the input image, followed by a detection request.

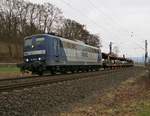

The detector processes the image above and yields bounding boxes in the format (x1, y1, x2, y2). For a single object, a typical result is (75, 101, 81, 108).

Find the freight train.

(19, 34, 133, 75)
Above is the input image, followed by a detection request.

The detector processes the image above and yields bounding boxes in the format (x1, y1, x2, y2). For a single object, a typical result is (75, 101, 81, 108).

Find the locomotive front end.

(20, 35, 48, 75)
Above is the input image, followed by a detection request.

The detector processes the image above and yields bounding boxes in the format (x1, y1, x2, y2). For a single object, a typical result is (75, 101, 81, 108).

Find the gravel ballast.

(0, 67, 146, 116)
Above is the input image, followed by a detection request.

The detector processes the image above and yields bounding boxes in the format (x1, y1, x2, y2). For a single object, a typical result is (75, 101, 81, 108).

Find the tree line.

(0, 0, 101, 60)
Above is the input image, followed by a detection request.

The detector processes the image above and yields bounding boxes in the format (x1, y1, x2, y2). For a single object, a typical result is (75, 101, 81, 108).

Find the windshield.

(24, 38, 32, 47)
(24, 37, 45, 48)
(33, 37, 45, 46)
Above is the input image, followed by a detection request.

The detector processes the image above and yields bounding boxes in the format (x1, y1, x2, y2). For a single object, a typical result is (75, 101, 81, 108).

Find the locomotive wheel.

(60, 70, 67, 74)
(86, 69, 89, 72)
(37, 71, 43, 76)
(51, 70, 56, 75)
(70, 69, 75, 73)
(95, 68, 99, 71)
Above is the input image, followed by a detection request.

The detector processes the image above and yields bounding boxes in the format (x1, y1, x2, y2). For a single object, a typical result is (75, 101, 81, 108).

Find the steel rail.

(0, 67, 132, 82)
(0, 68, 129, 92)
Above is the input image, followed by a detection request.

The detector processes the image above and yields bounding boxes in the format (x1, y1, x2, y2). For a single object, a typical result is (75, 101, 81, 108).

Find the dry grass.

(61, 71, 150, 116)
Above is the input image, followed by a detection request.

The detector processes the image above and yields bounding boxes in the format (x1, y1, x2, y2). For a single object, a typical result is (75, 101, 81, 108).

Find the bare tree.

(42, 3, 63, 33)
(0, 0, 64, 60)
(86, 34, 100, 47)
(0, 0, 101, 62)
(58, 19, 101, 47)
(58, 19, 86, 40)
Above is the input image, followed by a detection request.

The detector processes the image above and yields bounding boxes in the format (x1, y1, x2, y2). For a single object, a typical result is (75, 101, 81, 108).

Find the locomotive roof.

(25, 34, 99, 50)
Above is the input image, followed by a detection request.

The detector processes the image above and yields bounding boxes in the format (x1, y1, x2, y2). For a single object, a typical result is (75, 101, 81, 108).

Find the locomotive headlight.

(38, 57, 41, 61)
(26, 58, 29, 62)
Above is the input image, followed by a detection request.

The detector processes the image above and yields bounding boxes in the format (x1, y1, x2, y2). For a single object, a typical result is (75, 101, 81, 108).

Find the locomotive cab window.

(24, 38, 32, 47)
(33, 37, 45, 46)
(24, 37, 45, 48)
(35, 37, 45, 44)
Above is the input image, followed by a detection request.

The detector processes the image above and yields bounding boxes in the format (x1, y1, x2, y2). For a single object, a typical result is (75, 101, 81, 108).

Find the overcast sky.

(26, 0, 150, 58)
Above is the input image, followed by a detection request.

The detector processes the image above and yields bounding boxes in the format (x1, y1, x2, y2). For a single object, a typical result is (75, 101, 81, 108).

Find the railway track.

(0, 68, 110, 82)
(0, 67, 135, 92)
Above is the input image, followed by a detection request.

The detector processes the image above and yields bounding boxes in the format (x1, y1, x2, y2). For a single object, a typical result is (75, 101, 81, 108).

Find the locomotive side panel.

(60, 38, 102, 65)
(46, 36, 67, 66)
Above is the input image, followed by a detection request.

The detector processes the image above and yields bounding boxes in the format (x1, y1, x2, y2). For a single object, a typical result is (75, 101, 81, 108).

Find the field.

(0, 66, 21, 78)
(0, 66, 20, 73)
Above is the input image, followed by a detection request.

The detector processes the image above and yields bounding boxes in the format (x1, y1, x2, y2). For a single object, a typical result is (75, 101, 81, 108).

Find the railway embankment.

(61, 67, 150, 116)
(0, 67, 148, 116)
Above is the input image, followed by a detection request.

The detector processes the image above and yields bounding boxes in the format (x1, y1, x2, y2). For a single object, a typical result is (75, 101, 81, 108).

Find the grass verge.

(0, 66, 20, 73)
(137, 100, 150, 116)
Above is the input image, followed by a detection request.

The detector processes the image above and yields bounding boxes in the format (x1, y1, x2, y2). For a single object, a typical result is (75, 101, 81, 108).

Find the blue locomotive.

(20, 34, 102, 75)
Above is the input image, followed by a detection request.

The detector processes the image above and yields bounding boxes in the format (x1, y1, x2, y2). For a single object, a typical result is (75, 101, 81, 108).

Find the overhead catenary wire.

(61, 0, 133, 53)
(85, 0, 145, 50)
(60, 0, 125, 40)
(86, 0, 129, 35)
(86, 0, 145, 51)
(59, 0, 146, 56)
(48, 0, 148, 53)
